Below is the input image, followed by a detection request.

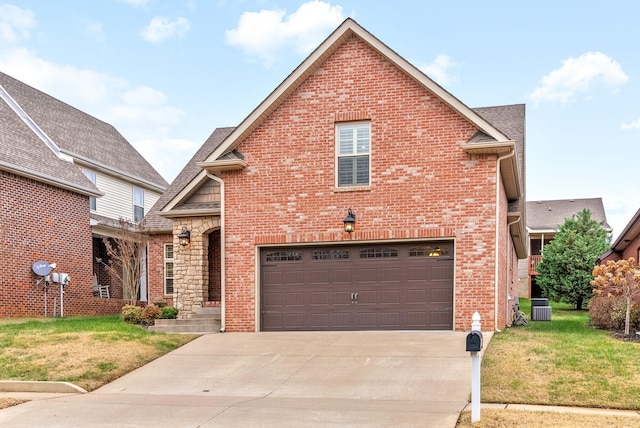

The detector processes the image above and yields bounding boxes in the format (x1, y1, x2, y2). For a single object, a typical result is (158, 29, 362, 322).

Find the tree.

(98, 219, 147, 305)
(536, 209, 610, 309)
(591, 258, 640, 335)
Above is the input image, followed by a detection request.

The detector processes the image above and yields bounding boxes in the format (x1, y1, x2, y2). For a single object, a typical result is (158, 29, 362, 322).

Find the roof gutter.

(0, 161, 104, 198)
(495, 147, 516, 332)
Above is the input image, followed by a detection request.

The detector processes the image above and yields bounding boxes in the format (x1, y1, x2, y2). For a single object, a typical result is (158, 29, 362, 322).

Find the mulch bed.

(610, 331, 640, 343)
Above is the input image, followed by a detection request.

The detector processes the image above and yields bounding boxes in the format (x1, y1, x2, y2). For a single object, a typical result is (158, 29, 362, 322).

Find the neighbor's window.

(337, 122, 370, 187)
(133, 187, 144, 222)
(164, 244, 174, 294)
(82, 169, 97, 210)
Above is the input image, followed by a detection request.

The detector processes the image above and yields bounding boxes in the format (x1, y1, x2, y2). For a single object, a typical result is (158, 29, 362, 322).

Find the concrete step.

(149, 312, 221, 334)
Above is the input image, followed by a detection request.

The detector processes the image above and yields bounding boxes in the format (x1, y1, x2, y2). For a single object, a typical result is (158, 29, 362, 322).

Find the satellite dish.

(32, 261, 53, 276)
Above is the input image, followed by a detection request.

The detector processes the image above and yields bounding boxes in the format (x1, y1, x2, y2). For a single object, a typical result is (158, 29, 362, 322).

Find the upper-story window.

(337, 122, 370, 187)
(82, 169, 97, 210)
(133, 187, 144, 222)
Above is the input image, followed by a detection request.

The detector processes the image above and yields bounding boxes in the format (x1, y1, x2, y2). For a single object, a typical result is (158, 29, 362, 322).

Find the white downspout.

(206, 172, 226, 332)
(495, 149, 515, 332)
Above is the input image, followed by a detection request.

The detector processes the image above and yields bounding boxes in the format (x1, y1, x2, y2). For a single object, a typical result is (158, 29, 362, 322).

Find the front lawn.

(0, 315, 197, 392)
(481, 299, 640, 409)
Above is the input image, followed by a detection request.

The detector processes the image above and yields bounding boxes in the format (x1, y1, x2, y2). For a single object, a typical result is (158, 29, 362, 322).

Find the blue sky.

(1, 1, 639, 238)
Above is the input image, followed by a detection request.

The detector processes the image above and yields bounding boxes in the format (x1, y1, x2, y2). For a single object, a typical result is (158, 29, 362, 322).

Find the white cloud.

(141, 16, 190, 42)
(530, 52, 628, 104)
(0, 4, 36, 43)
(134, 138, 199, 183)
(621, 118, 640, 130)
(225, 0, 344, 67)
(418, 54, 459, 87)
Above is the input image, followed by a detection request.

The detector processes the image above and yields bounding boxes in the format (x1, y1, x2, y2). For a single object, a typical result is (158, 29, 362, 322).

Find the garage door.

(260, 241, 453, 331)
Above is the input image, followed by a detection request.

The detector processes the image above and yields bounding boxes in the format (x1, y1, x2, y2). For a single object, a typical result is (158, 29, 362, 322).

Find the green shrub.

(121, 305, 143, 324)
(160, 306, 179, 319)
(153, 301, 167, 308)
(141, 304, 162, 326)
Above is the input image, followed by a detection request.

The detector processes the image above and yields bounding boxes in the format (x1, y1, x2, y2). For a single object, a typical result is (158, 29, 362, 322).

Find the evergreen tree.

(536, 209, 610, 309)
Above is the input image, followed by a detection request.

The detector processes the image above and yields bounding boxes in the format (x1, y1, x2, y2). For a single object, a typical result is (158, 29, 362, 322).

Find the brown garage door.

(261, 242, 453, 331)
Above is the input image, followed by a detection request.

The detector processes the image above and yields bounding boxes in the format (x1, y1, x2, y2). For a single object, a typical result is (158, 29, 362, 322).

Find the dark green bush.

(121, 305, 143, 324)
(160, 306, 179, 319)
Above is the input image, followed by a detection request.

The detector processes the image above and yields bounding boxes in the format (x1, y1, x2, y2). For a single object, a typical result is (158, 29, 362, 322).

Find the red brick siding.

(220, 35, 503, 332)
(0, 170, 123, 317)
(147, 233, 173, 306)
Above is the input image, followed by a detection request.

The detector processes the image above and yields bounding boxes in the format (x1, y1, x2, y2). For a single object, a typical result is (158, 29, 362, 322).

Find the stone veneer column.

(174, 217, 220, 319)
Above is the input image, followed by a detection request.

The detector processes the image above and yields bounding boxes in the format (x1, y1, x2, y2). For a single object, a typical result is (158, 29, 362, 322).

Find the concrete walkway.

(0, 331, 474, 427)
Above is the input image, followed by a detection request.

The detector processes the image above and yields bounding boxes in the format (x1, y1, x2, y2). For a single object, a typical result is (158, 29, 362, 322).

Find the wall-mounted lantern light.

(178, 226, 191, 247)
(343, 208, 356, 233)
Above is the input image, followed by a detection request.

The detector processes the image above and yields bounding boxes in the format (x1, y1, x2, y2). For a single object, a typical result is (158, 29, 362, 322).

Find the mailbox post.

(466, 312, 483, 423)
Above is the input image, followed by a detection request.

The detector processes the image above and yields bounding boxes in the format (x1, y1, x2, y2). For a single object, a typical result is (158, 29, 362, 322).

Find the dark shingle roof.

(526, 198, 610, 231)
(0, 71, 168, 190)
(473, 104, 526, 186)
(0, 87, 99, 195)
(143, 127, 235, 232)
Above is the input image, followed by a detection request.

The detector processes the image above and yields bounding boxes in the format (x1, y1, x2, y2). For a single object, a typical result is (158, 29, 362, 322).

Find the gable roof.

(143, 127, 235, 232)
(0, 81, 100, 196)
(180, 18, 521, 204)
(526, 198, 610, 232)
(608, 207, 640, 253)
(0, 71, 168, 192)
(205, 19, 513, 162)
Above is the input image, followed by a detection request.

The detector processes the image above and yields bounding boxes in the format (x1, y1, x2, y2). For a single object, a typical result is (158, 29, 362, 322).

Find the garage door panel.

(310, 291, 329, 305)
(284, 292, 304, 306)
(261, 242, 453, 331)
(329, 269, 352, 283)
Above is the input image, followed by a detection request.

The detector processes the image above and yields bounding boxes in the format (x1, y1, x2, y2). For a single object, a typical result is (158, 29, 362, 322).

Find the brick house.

(519, 198, 610, 298)
(145, 19, 527, 332)
(0, 71, 168, 317)
(598, 207, 640, 263)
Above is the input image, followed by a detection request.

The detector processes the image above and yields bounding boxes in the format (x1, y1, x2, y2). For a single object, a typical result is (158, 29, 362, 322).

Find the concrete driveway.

(0, 331, 478, 427)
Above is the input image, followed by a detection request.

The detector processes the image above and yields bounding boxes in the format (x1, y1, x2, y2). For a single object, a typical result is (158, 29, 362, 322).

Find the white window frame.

(82, 169, 97, 211)
(336, 122, 371, 187)
(164, 243, 174, 295)
(133, 187, 144, 222)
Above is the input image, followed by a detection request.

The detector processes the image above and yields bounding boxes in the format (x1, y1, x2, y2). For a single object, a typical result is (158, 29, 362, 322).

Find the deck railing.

(528, 255, 542, 275)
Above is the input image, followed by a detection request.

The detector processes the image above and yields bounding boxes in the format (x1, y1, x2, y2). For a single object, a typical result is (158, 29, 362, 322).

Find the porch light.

(178, 226, 191, 246)
(343, 208, 356, 233)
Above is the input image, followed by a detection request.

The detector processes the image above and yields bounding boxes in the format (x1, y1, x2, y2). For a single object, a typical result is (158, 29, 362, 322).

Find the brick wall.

(218, 34, 507, 332)
(146, 233, 173, 306)
(0, 170, 123, 317)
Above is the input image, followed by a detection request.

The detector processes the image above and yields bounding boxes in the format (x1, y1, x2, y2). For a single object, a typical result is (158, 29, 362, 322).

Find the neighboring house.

(146, 19, 527, 332)
(0, 71, 168, 317)
(519, 198, 610, 298)
(598, 207, 640, 263)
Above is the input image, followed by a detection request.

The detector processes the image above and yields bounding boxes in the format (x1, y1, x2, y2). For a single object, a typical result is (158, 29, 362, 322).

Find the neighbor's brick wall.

(219, 34, 505, 332)
(0, 171, 123, 317)
(147, 233, 173, 306)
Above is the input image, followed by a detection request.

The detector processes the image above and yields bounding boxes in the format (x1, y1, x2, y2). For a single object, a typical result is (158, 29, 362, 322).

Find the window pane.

(134, 205, 144, 222)
(165, 278, 173, 294)
(165, 244, 173, 259)
(355, 155, 369, 185)
(339, 127, 354, 155)
(356, 126, 369, 153)
(338, 157, 354, 186)
(133, 188, 144, 206)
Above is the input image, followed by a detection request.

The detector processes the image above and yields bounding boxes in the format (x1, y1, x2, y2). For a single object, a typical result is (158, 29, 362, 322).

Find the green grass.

(482, 298, 640, 409)
(0, 316, 197, 390)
